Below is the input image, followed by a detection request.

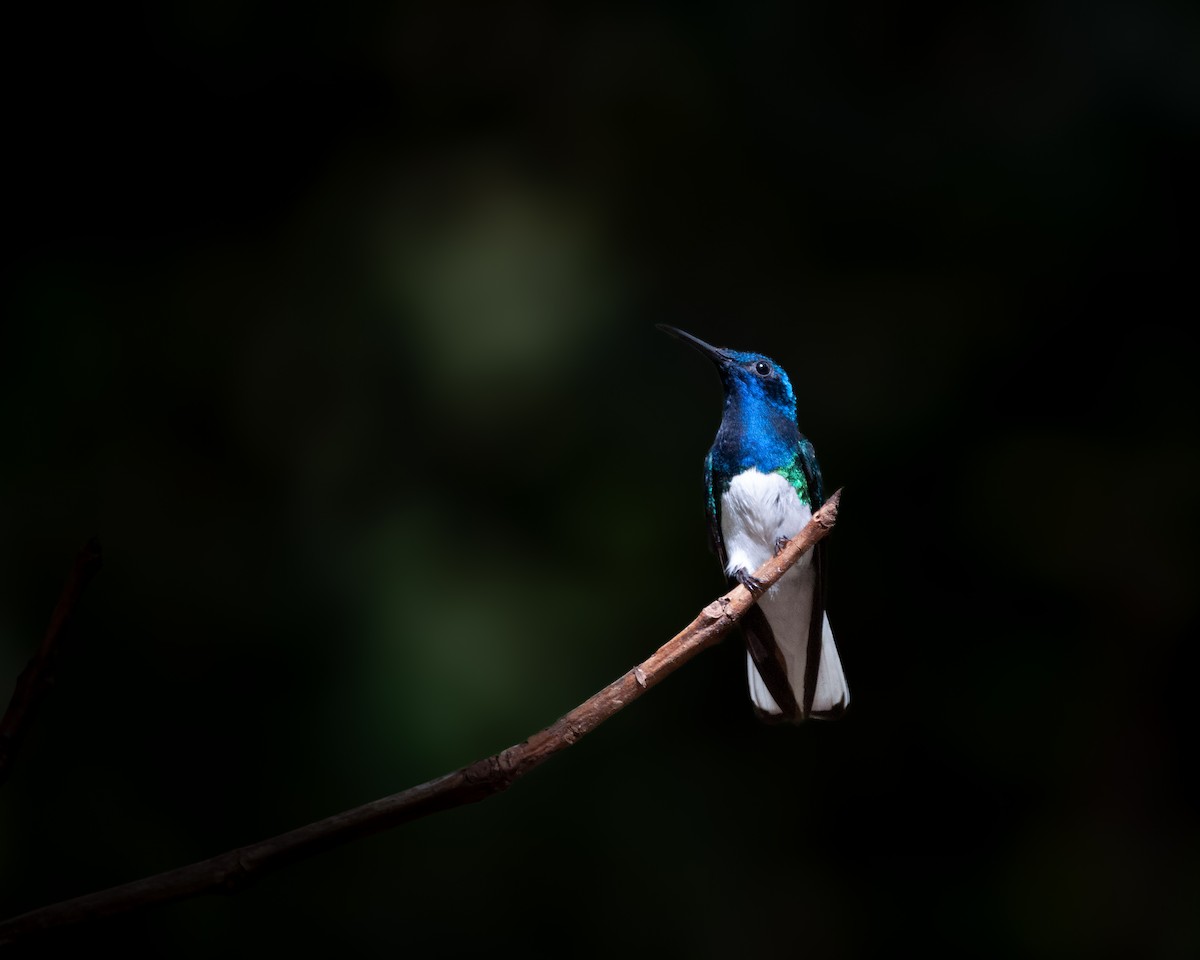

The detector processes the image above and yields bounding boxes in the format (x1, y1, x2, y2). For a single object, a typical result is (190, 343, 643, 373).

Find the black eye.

(755, 361, 772, 376)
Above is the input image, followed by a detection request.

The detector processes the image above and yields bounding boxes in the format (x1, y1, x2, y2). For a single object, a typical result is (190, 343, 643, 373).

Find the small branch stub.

(702, 599, 728, 621)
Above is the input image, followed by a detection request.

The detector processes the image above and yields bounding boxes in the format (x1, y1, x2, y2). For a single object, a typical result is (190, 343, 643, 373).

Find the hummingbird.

(659, 325, 849, 722)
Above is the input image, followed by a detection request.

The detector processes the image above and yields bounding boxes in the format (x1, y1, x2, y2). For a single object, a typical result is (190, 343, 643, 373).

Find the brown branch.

(0, 538, 102, 787)
(0, 491, 841, 947)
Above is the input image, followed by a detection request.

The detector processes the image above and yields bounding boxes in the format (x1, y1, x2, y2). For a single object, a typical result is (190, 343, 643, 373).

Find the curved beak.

(656, 325, 730, 365)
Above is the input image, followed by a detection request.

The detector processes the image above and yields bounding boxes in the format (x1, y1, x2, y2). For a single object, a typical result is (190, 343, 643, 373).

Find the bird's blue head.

(658, 324, 803, 475)
(657, 325, 797, 422)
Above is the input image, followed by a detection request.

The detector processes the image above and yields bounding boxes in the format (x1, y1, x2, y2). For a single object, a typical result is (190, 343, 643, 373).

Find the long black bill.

(656, 325, 730, 365)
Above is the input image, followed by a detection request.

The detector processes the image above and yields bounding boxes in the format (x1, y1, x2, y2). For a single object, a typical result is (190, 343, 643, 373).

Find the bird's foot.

(736, 569, 765, 595)
(773, 536, 791, 556)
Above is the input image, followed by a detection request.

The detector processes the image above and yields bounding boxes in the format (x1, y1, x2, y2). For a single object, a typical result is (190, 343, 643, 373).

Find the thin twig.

(0, 492, 840, 946)
(0, 538, 102, 787)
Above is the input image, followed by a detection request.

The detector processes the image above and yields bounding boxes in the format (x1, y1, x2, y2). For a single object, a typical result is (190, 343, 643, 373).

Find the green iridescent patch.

(775, 457, 811, 507)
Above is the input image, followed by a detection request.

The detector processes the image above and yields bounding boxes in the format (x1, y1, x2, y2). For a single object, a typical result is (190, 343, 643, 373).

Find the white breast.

(719, 468, 813, 583)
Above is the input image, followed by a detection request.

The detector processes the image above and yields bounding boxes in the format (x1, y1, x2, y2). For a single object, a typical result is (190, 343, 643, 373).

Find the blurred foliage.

(1, 1, 1197, 957)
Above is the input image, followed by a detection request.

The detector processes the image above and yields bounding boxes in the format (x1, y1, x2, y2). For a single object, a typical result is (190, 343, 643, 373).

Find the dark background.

(2, 2, 1196, 956)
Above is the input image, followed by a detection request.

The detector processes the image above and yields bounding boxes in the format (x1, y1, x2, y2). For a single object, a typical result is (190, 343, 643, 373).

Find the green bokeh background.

(2, 3, 1196, 956)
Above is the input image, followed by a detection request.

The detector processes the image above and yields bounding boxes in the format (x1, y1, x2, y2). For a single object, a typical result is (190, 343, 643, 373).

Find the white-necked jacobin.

(659, 325, 849, 722)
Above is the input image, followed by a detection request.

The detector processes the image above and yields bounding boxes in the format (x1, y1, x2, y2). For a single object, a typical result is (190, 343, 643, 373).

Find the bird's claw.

(737, 570, 765, 595)
(774, 536, 790, 556)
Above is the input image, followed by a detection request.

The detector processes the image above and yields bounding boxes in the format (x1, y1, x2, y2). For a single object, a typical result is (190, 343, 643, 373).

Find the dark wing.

(708, 451, 800, 720)
(795, 438, 832, 718)
(796, 437, 824, 510)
